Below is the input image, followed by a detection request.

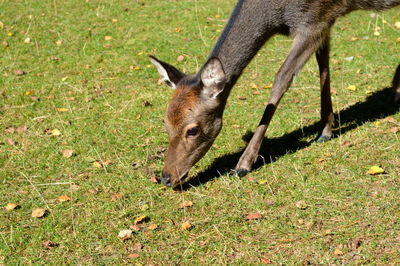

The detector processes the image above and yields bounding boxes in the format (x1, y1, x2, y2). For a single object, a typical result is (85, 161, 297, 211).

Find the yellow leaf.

(373, 31, 380, 36)
(5, 203, 19, 211)
(134, 215, 148, 224)
(347, 85, 357, 91)
(258, 179, 267, 185)
(104, 36, 112, 41)
(0, 21, 4, 29)
(24, 37, 31, 44)
(58, 195, 71, 202)
(295, 200, 308, 210)
(334, 248, 344, 256)
(180, 221, 192, 231)
(92, 161, 102, 168)
(25, 90, 33, 96)
(111, 18, 118, 23)
(55, 40, 62, 46)
(31, 208, 47, 218)
(61, 76, 68, 81)
(7, 32, 14, 36)
(367, 165, 384, 175)
(51, 129, 61, 136)
(57, 107, 68, 112)
(394, 21, 400, 29)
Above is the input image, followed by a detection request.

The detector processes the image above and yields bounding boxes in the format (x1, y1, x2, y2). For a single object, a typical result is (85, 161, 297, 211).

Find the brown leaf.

(6, 138, 16, 146)
(349, 239, 362, 251)
(237, 96, 247, 100)
(130, 225, 141, 231)
(5, 126, 15, 134)
(31, 208, 47, 218)
(147, 224, 158, 230)
(58, 195, 71, 202)
(16, 125, 28, 133)
(149, 175, 159, 184)
(132, 243, 143, 252)
(62, 149, 74, 158)
(127, 253, 139, 259)
(177, 55, 184, 62)
(5, 203, 20, 211)
(15, 70, 26, 76)
(111, 193, 123, 201)
(92, 161, 102, 168)
(334, 248, 344, 256)
(42, 240, 58, 249)
(260, 257, 272, 264)
(179, 200, 193, 209)
(295, 200, 308, 210)
(245, 212, 264, 220)
(341, 141, 353, 147)
(389, 127, 399, 133)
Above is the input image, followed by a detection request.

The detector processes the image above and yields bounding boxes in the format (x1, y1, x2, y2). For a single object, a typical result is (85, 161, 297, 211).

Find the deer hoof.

(316, 135, 331, 143)
(230, 168, 249, 177)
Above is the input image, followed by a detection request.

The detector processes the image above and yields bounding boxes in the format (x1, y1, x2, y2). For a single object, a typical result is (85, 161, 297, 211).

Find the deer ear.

(149, 56, 185, 89)
(200, 57, 226, 99)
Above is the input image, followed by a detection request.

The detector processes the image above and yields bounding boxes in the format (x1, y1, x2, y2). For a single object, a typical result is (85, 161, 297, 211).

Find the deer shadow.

(181, 85, 399, 190)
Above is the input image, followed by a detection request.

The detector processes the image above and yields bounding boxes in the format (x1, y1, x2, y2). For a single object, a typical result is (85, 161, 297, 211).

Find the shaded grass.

(1, 0, 399, 264)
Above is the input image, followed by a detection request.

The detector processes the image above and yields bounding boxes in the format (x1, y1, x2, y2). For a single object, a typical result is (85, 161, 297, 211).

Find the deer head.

(149, 56, 226, 188)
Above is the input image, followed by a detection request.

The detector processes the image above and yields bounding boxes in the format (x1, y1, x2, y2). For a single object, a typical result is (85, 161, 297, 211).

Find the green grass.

(1, 0, 399, 264)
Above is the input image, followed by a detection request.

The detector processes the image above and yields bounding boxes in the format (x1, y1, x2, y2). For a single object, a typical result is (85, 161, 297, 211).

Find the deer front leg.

(234, 31, 327, 177)
(316, 36, 334, 142)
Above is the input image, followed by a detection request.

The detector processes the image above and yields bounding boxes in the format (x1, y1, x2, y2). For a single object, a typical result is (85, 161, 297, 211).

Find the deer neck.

(206, 0, 279, 101)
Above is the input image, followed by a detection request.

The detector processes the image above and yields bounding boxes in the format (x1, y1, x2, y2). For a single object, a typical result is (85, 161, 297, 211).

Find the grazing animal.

(150, 0, 400, 188)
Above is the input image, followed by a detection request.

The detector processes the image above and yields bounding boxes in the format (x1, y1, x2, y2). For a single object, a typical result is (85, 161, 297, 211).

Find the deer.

(150, 0, 400, 188)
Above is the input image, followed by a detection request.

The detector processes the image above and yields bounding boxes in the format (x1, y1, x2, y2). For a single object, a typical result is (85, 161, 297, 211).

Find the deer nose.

(161, 172, 172, 187)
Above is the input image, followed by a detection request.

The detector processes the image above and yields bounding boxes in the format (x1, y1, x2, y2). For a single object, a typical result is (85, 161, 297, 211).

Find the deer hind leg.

(393, 64, 400, 104)
(316, 35, 334, 142)
(233, 29, 328, 177)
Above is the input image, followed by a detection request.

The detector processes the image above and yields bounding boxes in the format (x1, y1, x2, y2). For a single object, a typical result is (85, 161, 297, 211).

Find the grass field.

(1, 0, 399, 264)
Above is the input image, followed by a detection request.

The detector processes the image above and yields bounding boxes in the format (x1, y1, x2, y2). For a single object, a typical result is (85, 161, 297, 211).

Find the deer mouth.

(171, 173, 189, 190)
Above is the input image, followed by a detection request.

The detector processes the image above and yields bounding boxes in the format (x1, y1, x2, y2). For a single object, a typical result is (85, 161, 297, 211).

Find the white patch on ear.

(149, 56, 177, 89)
(200, 57, 226, 99)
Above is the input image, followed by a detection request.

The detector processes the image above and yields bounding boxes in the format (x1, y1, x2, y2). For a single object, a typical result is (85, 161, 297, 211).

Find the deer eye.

(187, 127, 199, 136)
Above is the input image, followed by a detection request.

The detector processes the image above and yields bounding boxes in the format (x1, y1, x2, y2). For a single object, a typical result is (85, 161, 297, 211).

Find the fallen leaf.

(341, 141, 353, 147)
(111, 18, 118, 23)
(134, 215, 148, 225)
(132, 243, 143, 252)
(103, 160, 112, 166)
(175, 27, 181, 32)
(62, 149, 74, 158)
(389, 127, 399, 133)
(334, 248, 344, 256)
(31, 208, 47, 218)
(25, 90, 33, 96)
(57, 107, 68, 112)
(16, 125, 28, 133)
(367, 165, 385, 175)
(24, 37, 31, 44)
(42, 240, 58, 249)
(118, 229, 132, 241)
(260, 257, 272, 264)
(383, 116, 397, 123)
(373, 31, 380, 36)
(395, 21, 400, 29)
(349, 239, 362, 251)
(15, 70, 26, 76)
(6, 138, 15, 146)
(61, 76, 68, 81)
(130, 225, 141, 231)
(104, 36, 112, 41)
(180, 221, 192, 231)
(237, 96, 247, 100)
(92, 161, 102, 168)
(111, 193, 123, 201)
(49, 129, 61, 136)
(55, 40, 62, 46)
(295, 200, 308, 210)
(253, 90, 261, 95)
(50, 55, 60, 61)
(179, 200, 193, 209)
(143, 100, 152, 107)
(245, 212, 264, 220)
(147, 224, 158, 230)
(127, 253, 139, 259)
(58, 195, 71, 202)
(0, 21, 3, 29)
(317, 158, 325, 163)
(346, 85, 357, 91)
(5, 203, 20, 211)
(5, 126, 15, 134)
(149, 175, 159, 184)
(177, 55, 184, 62)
